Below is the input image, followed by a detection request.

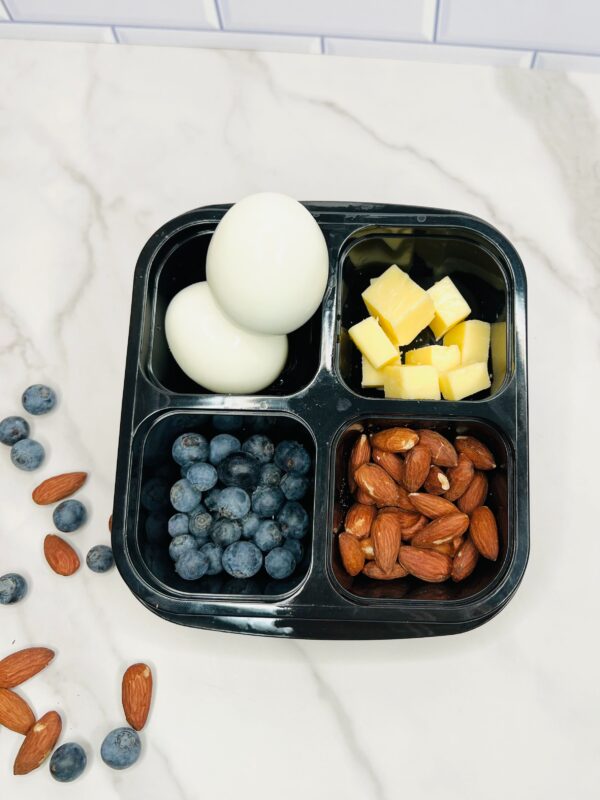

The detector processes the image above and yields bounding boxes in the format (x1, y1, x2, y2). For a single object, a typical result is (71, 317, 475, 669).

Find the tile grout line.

(111, 25, 120, 44)
(0, 0, 13, 20)
(530, 50, 538, 68)
(432, 0, 441, 42)
(214, 0, 224, 30)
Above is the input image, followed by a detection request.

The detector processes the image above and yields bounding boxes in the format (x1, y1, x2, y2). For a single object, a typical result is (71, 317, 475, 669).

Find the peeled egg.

(206, 192, 329, 335)
(165, 282, 288, 394)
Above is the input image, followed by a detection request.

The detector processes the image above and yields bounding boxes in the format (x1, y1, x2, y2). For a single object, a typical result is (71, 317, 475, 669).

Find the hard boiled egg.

(206, 192, 329, 335)
(165, 282, 288, 394)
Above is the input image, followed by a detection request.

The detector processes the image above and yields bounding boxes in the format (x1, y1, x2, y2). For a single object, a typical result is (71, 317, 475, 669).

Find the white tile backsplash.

(534, 51, 600, 73)
(0, 3, 8, 21)
(0, 21, 115, 42)
(116, 27, 322, 55)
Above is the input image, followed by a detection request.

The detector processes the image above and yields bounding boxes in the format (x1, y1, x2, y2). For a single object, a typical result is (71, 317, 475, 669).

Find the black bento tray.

(112, 202, 529, 640)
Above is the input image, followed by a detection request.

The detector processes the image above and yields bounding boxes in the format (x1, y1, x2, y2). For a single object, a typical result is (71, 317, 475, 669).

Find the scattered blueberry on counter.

(86, 545, 114, 573)
(53, 499, 87, 533)
(22, 384, 57, 415)
(100, 727, 141, 770)
(10, 437, 45, 471)
(0, 573, 27, 604)
(49, 742, 87, 782)
(0, 415, 30, 446)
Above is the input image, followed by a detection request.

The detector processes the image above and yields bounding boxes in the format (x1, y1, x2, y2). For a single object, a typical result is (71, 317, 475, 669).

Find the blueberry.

(209, 434, 241, 466)
(254, 520, 284, 552)
(281, 538, 304, 562)
(175, 549, 209, 580)
(241, 512, 260, 539)
(265, 547, 296, 579)
(53, 499, 86, 532)
(100, 727, 141, 770)
(168, 534, 197, 562)
(217, 487, 251, 520)
(274, 441, 311, 475)
(259, 463, 282, 487)
(50, 742, 87, 782)
(222, 541, 263, 578)
(204, 487, 221, 513)
(168, 512, 189, 537)
(10, 438, 44, 471)
(242, 434, 274, 464)
(211, 518, 242, 547)
(188, 507, 213, 537)
(186, 462, 218, 491)
(199, 542, 223, 575)
(172, 432, 209, 466)
(251, 485, 285, 518)
(217, 452, 260, 492)
(0, 573, 27, 604)
(212, 415, 243, 432)
(141, 477, 170, 512)
(0, 416, 29, 446)
(86, 545, 114, 573)
(277, 501, 309, 539)
(222, 577, 261, 595)
(22, 384, 56, 415)
(280, 472, 309, 501)
(145, 512, 168, 543)
(170, 479, 201, 513)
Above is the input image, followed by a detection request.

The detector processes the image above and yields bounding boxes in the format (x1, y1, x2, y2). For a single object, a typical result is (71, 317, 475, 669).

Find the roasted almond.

(415, 429, 457, 467)
(424, 465, 450, 495)
(379, 507, 422, 528)
(444, 454, 475, 501)
(370, 427, 419, 453)
(455, 435, 496, 470)
(44, 535, 80, 577)
(360, 537, 375, 559)
(354, 463, 407, 508)
(469, 506, 499, 561)
(108, 514, 113, 532)
(32, 472, 87, 505)
(122, 663, 153, 731)
(399, 547, 452, 583)
(0, 648, 55, 689)
(411, 512, 470, 548)
(371, 513, 402, 573)
(344, 503, 376, 539)
(451, 537, 479, 581)
(429, 541, 455, 556)
(371, 447, 405, 483)
(408, 493, 458, 519)
(400, 514, 427, 541)
(452, 535, 464, 555)
(339, 533, 366, 576)
(0, 688, 35, 734)
(403, 444, 431, 492)
(457, 471, 489, 514)
(348, 434, 371, 492)
(355, 488, 376, 506)
(13, 711, 62, 775)
(362, 562, 408, 580)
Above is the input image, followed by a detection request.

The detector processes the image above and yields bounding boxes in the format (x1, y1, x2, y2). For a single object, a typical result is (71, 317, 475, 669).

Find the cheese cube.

(427, 277, 471, 339)
(439, 362, 491, 401)
(362, 265, 434, 346)
(444, 320, 490, 366)
(405, 344, 460, 373)
(491, 321, 507, 393)
(383, 365, 441, 401)
(348, 317, 398, 369)
(361, 354, 400, 388)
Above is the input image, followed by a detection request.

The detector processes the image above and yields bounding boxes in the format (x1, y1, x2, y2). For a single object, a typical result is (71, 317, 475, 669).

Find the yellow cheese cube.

(362, 265, 435, 346)
(444, 320, 490, 366)
(427, 277, 471, 339)
(491, 321, 507, 393)
(405, 344, 460, 373)
(439, 362, 491, 401)
(383, 365, 441, 401)
(348, 317, 398, 369)
(361, 354, 400, 388)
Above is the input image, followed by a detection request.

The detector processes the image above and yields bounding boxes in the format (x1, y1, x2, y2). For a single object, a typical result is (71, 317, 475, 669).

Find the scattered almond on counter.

(32, 472, 87, 505)
(43, 535, 80, 577)
(13, 710, 62, 775)
(0, 688, 35, 734)
(122, 663, 153, 732)
(0, 647, 55, 689)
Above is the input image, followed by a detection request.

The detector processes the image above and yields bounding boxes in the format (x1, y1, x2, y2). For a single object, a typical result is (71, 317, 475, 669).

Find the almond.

(424, 465, 450, 495)
(469, 506, 499, 561)
(401, 514, 427, 541)
(108, 514, 113, 532)
(415, 429, 457, 467)
(339, 533, 366, 576)
(344, 503, 376, 539)
(13, 711, 62, 775)
(444, 454, 475, 501)
(122, 663, 153, 731)
(32, 472, 87, 505)
(379, 507, 422, 528)
(354, 463, 407, 508)
(355, 488, 376, 506)
(411, 512, 470, 548)
(0, 688, 35, 734)
(452, 535, 464, 555)
(360, 537, 375, 559)
(399, 547, 452, 583)
(408, 493, 458, 519)
(403, 444, 431, 492)
(0, 648, 55, 689)
(371, 447, 405, 483)
(455, 435, 496, 470)
(371, 513, 402, 573)
(362, 562, 408, 580)
(348, 434, 371, 492)
(457, 471, 489, 514)
(370, 427, 419, 453)
(44, 535, 80, 576)
(429, 541, 455, 556)
(451, 537, 479, 581)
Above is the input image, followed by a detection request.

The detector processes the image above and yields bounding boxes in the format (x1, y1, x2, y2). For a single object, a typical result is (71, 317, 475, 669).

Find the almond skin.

(362, 562, 408, 580)
(0, 688, 35, 734)
(379, 507, 422, 528)
(470, 506, 499, 561)
(348, 434, 371, 492)
(344, 503, 376, 539)
(371, 447, 405, 483)
(354, 463, 408, 508)
(424, 465, 450, 495)
(415, 429, 458, 467)
(458, 471, 489, 514)
(355, 488, 376, 506)
(32, 472, 87, 505)
(444, 454, 475, 502)
(13, 711, 62, 775)
(403, 444, 431, 493)
(411, 512, 470, 548)
(122, 663, 153, 731)
(451, 537, 480, 581)
(108, 514, 113, 532)
(339, 533, 366, 576)
(370, 428, 419, 453)
(399, 547, 452, 583)
(455, 436, 496, 470)
(360, 537, 375, 559)
(44, 535, 80, 576)
(371, 513, 402, 573)
(408, 493, 458, 519)
(0, 648, 55, 689)
(400, 514, 427, 541)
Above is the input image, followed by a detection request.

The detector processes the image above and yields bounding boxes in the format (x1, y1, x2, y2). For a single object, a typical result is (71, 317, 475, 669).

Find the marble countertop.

(0, 39, 598, 799)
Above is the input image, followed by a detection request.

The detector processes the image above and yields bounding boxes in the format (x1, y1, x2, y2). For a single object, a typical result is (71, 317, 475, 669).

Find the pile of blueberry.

(0, 384, 57, 471)
(153, 425, 312, 587)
